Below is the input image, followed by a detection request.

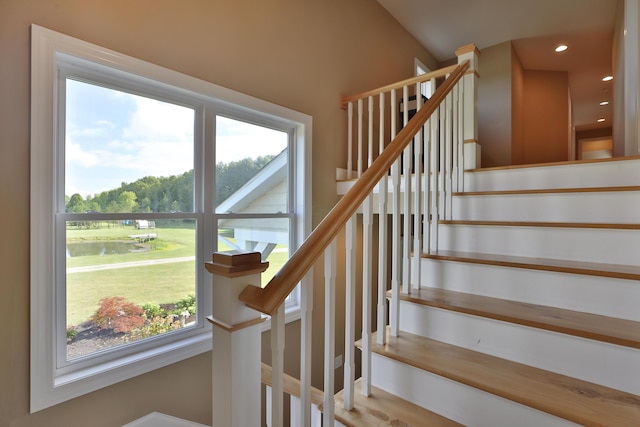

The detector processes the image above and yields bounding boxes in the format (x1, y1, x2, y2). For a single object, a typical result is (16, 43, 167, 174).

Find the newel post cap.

(456, 43, 481, 73)
(205, 250, 269, 278)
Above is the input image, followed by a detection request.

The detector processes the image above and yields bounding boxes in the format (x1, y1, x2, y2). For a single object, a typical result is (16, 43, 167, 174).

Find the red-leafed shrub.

(93, 296, 144, 333)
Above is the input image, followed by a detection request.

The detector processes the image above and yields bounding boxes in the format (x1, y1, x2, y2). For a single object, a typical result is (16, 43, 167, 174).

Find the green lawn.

(67, 261, 196, 325)
(65, 223, 289, 326)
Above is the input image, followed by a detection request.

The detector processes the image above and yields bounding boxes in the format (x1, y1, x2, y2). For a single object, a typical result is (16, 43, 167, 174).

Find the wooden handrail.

(239, 60, 470, 315)
(339, 63, 458, 109)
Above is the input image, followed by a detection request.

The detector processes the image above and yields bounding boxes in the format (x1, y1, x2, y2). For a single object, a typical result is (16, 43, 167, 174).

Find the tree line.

(65, 156, 276, 214)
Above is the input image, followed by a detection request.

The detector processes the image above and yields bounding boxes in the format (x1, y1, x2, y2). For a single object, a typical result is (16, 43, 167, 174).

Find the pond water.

(66, 241, 150, 257)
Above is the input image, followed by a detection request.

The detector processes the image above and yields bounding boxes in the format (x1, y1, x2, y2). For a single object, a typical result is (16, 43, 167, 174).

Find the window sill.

(33, 330, 211, 413)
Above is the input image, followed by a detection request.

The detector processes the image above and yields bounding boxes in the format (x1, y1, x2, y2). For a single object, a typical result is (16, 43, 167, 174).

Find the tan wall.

(613, 0, 625, 156)
(0, 1, 436, 426)
(479, 42, 573, 166)
(477, 41, 513, 167)
(511, 45, 525, 164)
(516, 70, 570, 164)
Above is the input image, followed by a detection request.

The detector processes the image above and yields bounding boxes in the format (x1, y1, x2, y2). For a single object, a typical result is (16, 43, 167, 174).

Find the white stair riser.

(420, 258, 640, 321)
(370, 353, 579, 427)
(338, 159, 640, 195)
(397, 301, 640, 395)
(464, 159, 640, 192)
(452, 191, 640, 223)
(437, 224, 640, 265)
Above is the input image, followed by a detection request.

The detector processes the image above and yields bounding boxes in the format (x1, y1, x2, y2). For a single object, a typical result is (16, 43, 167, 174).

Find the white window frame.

(30, 24, 311, 412)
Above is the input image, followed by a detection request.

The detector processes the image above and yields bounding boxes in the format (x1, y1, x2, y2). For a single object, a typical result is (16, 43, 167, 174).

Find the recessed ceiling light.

(602, 75, 613, 82)
(555, 44, 568, 52)
(597, 118, 606, 122)
(600, 101, 609, 106)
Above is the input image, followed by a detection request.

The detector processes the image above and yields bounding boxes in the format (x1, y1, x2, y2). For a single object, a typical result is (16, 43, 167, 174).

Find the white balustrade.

(210, 45, 478, 427)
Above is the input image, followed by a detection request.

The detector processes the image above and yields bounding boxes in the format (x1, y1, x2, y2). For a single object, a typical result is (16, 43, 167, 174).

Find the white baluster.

(452, 84, 460, 194)
(271, 304, 285, 427)
(389, 88, 401, 337)
(368, 95, 374, 168)
(361, 194, 373, 396)
(412, 83, 423, 291)
(457, 80, 465, 191)
(357, 98, 363, 177)
(432, 105, 441, 253)
(402, 85, 411, 294)
(300, 271, 313, 427)
(347, 102, 353, 179)
(423, 116, 432, 255)
(323, 240, 336, 426)
(445, 92, 453, 220)
(377, 92, 387, 345)
(343, 217, 356, 410)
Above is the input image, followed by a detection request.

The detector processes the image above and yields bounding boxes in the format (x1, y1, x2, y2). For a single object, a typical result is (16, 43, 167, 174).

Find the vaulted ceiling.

(377, 0, 618, 131)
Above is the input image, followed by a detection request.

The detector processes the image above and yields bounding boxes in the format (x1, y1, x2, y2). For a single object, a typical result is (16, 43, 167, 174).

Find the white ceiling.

(377, 0, 618, 131)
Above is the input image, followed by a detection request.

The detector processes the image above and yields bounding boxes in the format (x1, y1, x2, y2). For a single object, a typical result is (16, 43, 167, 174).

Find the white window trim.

(30, 24, 311, 412)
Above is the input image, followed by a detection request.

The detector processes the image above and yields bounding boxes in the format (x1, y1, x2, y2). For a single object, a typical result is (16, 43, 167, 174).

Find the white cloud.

(65, 88, 287, 196)
(215, 116, 287, 163)
(66, 137, 100, 168)
(123, 96, 194, 143)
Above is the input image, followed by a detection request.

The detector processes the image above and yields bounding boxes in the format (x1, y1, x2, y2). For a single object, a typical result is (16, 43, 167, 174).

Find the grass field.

(65, 223, 289, 326)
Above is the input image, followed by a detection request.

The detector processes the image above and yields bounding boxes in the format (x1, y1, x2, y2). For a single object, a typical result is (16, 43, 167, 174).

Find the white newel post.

(456, 43, 481, 170)
(205, 251, 268, 427)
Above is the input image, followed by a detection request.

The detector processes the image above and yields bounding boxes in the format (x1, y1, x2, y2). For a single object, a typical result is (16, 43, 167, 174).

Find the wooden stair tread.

(423, 249, 640, 281)
(396, 287, 640, 349)
(332, 378, 463, 427)
(368, 329, 640, 426)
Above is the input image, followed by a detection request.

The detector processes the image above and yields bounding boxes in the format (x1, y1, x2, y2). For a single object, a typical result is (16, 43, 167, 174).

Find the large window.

(31, 25, 311, 412)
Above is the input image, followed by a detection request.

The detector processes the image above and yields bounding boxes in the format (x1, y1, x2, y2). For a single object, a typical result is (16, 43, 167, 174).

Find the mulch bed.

(66, 321, 128, 359)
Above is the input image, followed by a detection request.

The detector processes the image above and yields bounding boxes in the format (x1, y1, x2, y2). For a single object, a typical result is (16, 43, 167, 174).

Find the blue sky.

(65, 80, 287, 198)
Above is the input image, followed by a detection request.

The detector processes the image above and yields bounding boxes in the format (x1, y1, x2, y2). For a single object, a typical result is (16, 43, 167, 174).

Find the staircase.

(335, 158, 640, 426)
(206, 45, 640, 427)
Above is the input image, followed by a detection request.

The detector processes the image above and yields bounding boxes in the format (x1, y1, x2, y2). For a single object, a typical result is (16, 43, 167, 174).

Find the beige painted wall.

(516, 70, 570, 164)
(511, 45, 525, 165)
(477, 41, 513, 167)
(613, 0, 640, 157)
(478, 41, 571, 166)
(613, 0, 626, 156)
(0, 1, 436, 426)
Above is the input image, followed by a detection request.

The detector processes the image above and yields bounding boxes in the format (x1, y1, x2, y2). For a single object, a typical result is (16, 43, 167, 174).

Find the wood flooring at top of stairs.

(465, 155, 640, 172)
(453, 185, 640, 197)
(395, 287, 640, 349)
(439, 219, 640, 230)
(331, 378, 463, 427)
(366, 328, 640, 427)
(423, 249, 640, 281)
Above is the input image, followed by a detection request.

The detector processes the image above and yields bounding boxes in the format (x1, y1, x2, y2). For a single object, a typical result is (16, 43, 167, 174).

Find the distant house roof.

(217, 151, 289, 248)
(216, 150, 287, 216)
